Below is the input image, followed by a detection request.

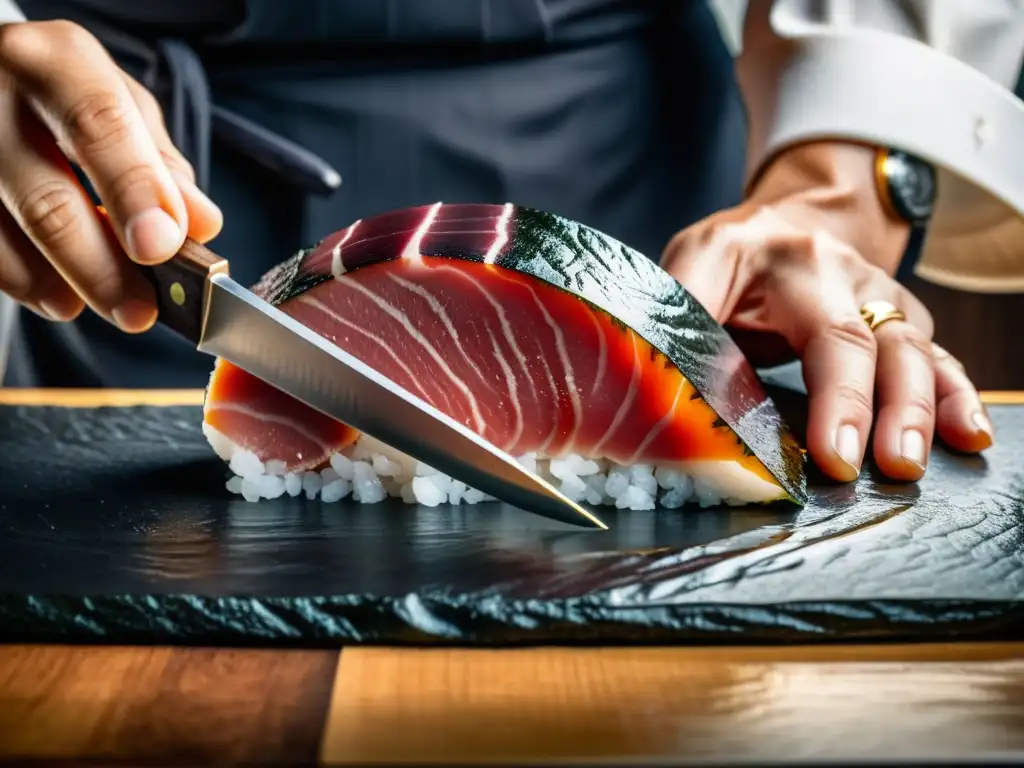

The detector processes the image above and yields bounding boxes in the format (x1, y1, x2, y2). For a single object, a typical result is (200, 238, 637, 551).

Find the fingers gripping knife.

(144, 239, 608, 530)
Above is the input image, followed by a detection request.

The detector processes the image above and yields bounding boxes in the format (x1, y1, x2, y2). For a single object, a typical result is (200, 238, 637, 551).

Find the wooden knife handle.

(93, 206, 229, 345)
(143, 239, 229, 345)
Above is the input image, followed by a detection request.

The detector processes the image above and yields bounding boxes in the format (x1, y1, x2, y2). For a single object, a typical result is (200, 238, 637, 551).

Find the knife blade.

(145, 238, 608, 530)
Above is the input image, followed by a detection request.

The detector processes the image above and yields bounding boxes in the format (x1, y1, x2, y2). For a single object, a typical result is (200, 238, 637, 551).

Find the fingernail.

(124, 207, 184, 264)
(37, 295, 80, 322)
(972, 411, 994, 443)
(900, 428, 927, 470)
(111, 298, 157, 333)
(171, 172, 222, 221)
(835, 423, 862, 475)
(36, 300, 63, 321)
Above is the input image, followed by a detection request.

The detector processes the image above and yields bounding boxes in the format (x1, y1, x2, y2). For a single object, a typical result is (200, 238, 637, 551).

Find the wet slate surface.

(0, 382, 1022, 646)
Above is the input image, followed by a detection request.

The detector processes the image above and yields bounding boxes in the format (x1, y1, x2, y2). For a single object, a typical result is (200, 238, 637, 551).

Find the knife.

(144, 238, 608, 530)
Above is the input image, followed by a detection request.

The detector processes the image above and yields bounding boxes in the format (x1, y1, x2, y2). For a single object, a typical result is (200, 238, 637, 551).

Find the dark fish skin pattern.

(252, 203, 807, 503)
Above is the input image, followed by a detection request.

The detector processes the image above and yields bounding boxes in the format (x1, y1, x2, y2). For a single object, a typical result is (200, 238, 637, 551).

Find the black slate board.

(1, 383, 1022, 646)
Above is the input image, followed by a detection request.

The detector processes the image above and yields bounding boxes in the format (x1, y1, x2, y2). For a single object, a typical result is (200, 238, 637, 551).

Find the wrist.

(746, 141, 912, 276)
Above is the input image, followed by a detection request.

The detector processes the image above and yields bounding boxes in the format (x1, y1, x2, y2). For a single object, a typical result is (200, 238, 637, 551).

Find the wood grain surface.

(1, 388, 1022, 408)
(0, 645, 337, 764)
(0, 389, 207, 406)
(3, 644, 1024, 765)
(321, 645, 1024, 765)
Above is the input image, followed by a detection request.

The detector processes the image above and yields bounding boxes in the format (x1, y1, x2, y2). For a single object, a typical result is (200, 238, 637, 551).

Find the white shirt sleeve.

(0, 0, 25, 24)
(710, 0, 1024, 291)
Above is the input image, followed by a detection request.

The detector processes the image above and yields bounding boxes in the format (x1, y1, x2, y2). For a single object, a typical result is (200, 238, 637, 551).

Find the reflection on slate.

(0, 388, 1022, 645)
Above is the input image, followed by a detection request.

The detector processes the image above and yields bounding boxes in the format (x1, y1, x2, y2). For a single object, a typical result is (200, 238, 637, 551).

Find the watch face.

(885, 150, 936, 222)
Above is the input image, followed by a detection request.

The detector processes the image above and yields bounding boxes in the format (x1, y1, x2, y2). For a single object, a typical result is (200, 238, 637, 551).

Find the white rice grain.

(550, 455, 599, 480)
(352, 461, 387, 503)
(264, 459, 287, 476)
(329, 453, 355, 480)
(660, 487, 688, 508)
(415, 461, 438, 477)
(230, 449, 265, 479)
(218, 428, 783, 510)
(240, 477, 261, 503)
(517, 453, 538, 474)
(412, 476, 446, 507)
(629, 465, 658, 497)
(257, 474, 287, 499)
(302, 471, 323, 500)
(583, 474, 607, 505)
(202, 422, 238, 462)
(559, 473, 588, 502)
(604, 467, 631, 498)
(400, 483, 418, 504)
(284, 473, 302, 497)
(448, 479, 468, 505)
(321, 478, 352, 503)
(463, 487, 485, 504)
(615, 485, 655, 510)
(372, 454, 402, 478)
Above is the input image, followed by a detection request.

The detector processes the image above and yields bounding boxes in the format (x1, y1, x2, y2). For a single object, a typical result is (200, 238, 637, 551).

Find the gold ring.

(860, 300, 906, 332)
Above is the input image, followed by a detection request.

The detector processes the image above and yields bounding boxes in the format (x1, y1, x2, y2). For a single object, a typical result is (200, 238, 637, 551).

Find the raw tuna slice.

(203, 202, 807, 510)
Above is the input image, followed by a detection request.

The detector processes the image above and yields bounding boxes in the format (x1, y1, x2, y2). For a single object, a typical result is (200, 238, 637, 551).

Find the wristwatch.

(874, 147, 937, 226)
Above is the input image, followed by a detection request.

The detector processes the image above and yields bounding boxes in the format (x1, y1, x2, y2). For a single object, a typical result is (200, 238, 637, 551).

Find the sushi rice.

(204, 423, 782, 511)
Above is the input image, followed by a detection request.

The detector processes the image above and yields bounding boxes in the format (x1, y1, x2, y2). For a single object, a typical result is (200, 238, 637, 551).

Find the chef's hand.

(0, 20, 222, 331)
(662, 141, 993, 483)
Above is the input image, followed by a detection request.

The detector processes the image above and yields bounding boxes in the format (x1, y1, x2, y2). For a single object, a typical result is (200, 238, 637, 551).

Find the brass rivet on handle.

(169, 282, 186, 306)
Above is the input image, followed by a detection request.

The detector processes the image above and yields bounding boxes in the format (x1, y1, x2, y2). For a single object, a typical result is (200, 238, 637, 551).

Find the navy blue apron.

(4, 0, 749, 387)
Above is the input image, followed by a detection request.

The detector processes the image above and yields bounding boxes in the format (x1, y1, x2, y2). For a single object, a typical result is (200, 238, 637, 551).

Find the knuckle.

(833, 382, 874, 417)
(884, 322, 932, 357)
(82, 267, 125, 306)
(0, 21, 94, 67)
(660, 230, 693, 268)
(703, 219, 731, 243)
(860, 260, 888, 283)
(822, 316, 877, 356)
(45, 19, 94, 47)
(903, 393, 937, 421)
(0, 22, 44, 66)
(107, 161, 159, 206)
(63, 90, 134, 153)
(159, 149, 194, 181)
(16, 181, 82, 250)
(772, 234, 817, 264)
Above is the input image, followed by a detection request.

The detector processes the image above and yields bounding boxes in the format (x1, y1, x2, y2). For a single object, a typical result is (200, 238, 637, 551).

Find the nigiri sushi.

(203, 203, 806, 510)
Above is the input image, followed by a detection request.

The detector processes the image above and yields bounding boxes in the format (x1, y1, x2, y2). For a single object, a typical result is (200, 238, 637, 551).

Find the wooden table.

(3, 389, 1024, 766)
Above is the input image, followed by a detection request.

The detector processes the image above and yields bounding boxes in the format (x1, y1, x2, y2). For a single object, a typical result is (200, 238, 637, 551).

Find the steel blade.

(199, 274, 607, 530)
